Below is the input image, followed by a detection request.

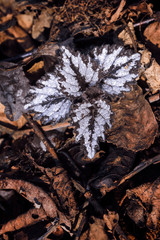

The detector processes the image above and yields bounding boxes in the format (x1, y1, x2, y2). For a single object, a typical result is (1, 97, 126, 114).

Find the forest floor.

(0, 0, 160, 239)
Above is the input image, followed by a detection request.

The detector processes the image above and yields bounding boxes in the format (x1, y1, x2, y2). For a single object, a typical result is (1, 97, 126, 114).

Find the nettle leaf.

(25, 74, 72, 124)
(24, 44, 140, 158)
(94, 45, 140, 95)
(72, 100, 112, 159)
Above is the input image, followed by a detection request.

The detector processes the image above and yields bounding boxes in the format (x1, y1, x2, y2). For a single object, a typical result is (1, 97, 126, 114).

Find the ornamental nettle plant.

(25, 45, 140, 159)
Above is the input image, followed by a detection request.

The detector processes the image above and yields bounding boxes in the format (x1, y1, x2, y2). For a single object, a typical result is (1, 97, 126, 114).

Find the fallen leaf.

(32, 9, 53, 39)
(107, 85, 158, 151)
(140, 49, 152, 67)
(89, 217, 109, 240)
(123, 177, 160, 229)
(27, 61, 44, 74)
(118, 21, 137, 47)
(16, 14, 33, 30)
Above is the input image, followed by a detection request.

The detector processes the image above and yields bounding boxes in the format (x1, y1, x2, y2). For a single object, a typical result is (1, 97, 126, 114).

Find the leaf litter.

(0, 0, 160, 239)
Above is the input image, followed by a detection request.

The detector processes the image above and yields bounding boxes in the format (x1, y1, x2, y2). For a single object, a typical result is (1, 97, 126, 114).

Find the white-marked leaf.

(72, 100, 112, 159)
(24, 73, 72, 124)
(94, 45, 140, 95)
(24, 45, 141, 158)
(56, 46, 99, 96)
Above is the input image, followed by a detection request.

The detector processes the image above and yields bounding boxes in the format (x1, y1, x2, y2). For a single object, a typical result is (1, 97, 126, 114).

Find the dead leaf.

(16, 14, 33, 30)
(32, 9, 53, 39)
(140, 49, 152, 67)
(89, 217, 109, 240)
(103, 211, 119, 231)
(144, 22, 160, 48)
(107, 85, 158, 151)
(122, 177, 160, 229)
(118, 21, 137, 47)
(145, 59, 160, 94)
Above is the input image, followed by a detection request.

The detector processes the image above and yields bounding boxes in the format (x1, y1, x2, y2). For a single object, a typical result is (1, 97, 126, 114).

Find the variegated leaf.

(94, 45, 140, 95)
(57, 46, 99, 95)
(72, 100, 112, 159)
(24, 74, 72, 124)
(24, 44, 141, 158)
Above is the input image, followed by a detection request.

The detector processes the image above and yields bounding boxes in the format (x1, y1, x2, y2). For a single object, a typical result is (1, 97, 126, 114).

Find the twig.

(37, 219, 63, 240)
(74, 211, 87, 240)
(12, 121, 70, 140)
(133, 18, 155, 27)
(109, 0, 126, 23)
(23, 113, 59, 163)
(0, 49, 37, 63)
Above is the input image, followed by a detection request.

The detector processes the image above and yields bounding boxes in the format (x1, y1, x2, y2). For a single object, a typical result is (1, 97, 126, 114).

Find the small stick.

(23, 113, 59, 162)
(37, 219, 62, 240)
(109, 0, 126, 23)
(133, 18, 155, 27)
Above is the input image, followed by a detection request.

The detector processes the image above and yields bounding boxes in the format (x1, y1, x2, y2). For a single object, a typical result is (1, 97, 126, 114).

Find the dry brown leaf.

(107, 85, 158, 151)
(32, 9, 53, 39)
(89, 217, 109, 240)
(16, 14, 33, 30)
(123, 177, 160, 229)
(118, 22, 137, 47)
(145, 59, 160, 94)
(140, 49, 152, 67)
(144, 22, 160, 48)
(0, 25, 34, 54)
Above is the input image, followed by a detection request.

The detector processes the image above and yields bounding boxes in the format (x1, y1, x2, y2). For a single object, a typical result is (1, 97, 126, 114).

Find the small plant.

(25, 45, 140, 158)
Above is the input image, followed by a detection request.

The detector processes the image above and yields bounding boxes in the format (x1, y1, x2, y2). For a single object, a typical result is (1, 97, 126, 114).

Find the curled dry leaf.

(0, 179, 71, 231)
(145, 59, 160, 94)
(107, 85, 158, 151)
(122, 177, 160, 229)
(25, 44, 140, 159)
